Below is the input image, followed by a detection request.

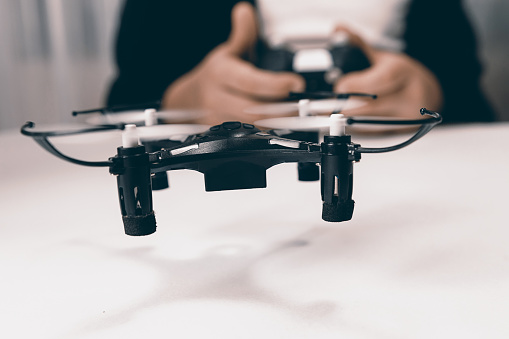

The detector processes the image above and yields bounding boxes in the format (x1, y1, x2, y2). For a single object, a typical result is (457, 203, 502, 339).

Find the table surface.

(1, 122, 509, 339)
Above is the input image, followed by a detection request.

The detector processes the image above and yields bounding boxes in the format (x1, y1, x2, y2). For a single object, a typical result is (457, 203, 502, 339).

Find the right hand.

(161, 2, 305, 125)
(333, 27, 443, 120)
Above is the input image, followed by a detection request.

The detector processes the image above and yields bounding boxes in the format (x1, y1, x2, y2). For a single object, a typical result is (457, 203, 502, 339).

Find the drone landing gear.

(281, 130, 320, 181)
(112, 145, 156, 236)
(110, 120, 360, 235)
(20, 95, 442, 237)
(320, 135, 357, 222)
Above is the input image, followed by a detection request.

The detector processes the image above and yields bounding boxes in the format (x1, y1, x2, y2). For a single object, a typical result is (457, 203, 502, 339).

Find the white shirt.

(256, 0, 410, 51)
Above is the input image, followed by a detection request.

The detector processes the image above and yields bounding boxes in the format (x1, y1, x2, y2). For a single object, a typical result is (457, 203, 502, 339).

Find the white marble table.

(1, 123, 508, 339)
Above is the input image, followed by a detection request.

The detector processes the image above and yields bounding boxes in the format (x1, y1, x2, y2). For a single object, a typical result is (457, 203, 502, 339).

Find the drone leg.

(144, 141, 170, 190)
(320, 135, 355, 222)
(298, 162, 320, 181)
(283, 131, 320, 181)
(114, 145, 157, 236)
(150, 171, 169, 190)
(298, 131, 319, 181)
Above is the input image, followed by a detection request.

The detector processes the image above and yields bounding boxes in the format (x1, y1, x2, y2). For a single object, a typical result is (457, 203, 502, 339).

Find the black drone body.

(110, 121, 358, 236)
(21, 92, 442, 237)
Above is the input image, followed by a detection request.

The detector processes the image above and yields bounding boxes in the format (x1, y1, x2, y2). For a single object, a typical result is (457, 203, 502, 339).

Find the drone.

(21, 91, 442, 236)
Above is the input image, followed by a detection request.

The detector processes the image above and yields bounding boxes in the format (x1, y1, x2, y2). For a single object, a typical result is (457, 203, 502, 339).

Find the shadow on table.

(58, 200, 456, 338)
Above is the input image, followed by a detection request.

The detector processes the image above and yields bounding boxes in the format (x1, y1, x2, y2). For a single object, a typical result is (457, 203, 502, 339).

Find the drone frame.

(21, 102, 442, 236)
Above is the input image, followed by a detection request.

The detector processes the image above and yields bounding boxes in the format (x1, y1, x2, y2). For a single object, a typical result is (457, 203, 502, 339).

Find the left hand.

(334, 28, 443, 119)
(162, 2, 304, 125)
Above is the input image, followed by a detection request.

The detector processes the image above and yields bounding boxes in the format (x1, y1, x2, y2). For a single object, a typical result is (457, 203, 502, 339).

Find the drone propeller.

(252, 92, 359, 131)
(20, 115, 210, 167)
(83, 109, 205, 125)
(21, 119, 209, 143)
(251, 91, 436, 132)
(136, 124, 210, 141)
(73, 101, 205, 125)
(245, 92, 376, 116)
(245, 98, 368, 115)
(255, 115, 434, 132)
(257, 108, 442, 135)
(255, 116, 332, 131)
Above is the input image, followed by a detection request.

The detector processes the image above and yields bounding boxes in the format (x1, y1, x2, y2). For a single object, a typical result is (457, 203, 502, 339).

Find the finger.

(341, 98, 393, 117)
(334, 63, 406, 97)
(332, 26, 407, 96)
(332, 26, 376, 63)
(216, 56, 305, 100)
(225, 2, 258, 56)
(331, 27, 401, 96)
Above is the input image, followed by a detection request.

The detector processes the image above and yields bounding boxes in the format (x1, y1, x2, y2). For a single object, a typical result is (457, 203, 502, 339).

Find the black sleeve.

(106, 0, 248, 107)
(403, 0, 497, 123)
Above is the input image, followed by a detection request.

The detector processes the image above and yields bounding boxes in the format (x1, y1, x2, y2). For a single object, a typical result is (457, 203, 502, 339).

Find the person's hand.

(162, 2, 305, 125)
(334, 28, 443, 120)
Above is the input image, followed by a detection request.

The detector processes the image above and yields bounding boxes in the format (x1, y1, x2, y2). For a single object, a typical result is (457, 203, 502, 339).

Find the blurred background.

(0, 0, 508, 131)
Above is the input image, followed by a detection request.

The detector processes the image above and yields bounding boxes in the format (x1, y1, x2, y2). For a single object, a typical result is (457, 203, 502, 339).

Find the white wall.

(0, 0, 124, 131)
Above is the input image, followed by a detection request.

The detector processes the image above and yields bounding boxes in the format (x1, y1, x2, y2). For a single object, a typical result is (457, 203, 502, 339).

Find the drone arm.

(20, 121, 117, 167)
(351, 109, 442, 154)
(33, 137, 114, 167)
(356, 124, 433, 154)
(27, 137, 113, 167)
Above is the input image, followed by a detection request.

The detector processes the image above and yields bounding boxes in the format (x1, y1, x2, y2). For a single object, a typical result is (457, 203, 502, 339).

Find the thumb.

(332, 25, 379, 68)
(332, 26, 379, 92)
(225, 2, 258, 56)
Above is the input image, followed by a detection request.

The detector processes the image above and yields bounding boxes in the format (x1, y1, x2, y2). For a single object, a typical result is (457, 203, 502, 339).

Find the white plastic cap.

(298, 99, 311, 117)
(122, 124, 140, 148)
(329, 113, 347, 136)
(144, 108, 157, 126)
